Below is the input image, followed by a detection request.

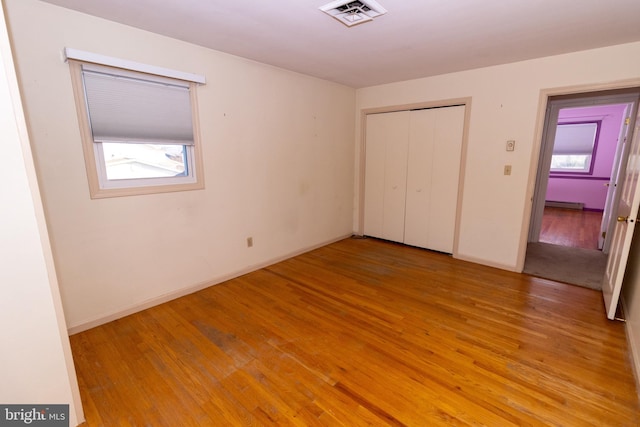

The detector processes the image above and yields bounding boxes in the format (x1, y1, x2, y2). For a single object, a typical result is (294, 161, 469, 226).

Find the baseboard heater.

(545, 201, 584, 210)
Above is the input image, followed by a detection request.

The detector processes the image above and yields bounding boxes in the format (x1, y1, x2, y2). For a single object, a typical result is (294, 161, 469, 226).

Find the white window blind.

(82, 64, 194, 145)
(553, 123, 598, 155)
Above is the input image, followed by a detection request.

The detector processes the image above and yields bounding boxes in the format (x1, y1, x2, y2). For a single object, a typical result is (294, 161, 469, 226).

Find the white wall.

(356, 42, 640, 271)
(0, 1, 82, 423)
(5, 0, 355, 331)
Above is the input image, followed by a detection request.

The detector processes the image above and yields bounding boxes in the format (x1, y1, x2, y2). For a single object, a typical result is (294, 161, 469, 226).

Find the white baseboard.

(453, 253, 519, 273)
(67, 234, 352, 335)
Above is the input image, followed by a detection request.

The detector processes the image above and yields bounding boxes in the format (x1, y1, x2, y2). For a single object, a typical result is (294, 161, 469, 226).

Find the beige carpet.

(523, 242, 607, 290)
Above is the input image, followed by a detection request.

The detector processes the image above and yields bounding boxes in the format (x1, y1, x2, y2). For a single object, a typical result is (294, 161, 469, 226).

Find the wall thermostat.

(506, 140, 515, 151)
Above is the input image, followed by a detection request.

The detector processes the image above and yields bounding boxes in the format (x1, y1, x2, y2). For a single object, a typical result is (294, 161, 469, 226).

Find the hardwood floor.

(539, 207, 603, 250)
(71, 238, 639, 426)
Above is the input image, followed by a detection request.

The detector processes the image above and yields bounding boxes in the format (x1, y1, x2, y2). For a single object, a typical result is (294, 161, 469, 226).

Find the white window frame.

(68, 57, 205, 198)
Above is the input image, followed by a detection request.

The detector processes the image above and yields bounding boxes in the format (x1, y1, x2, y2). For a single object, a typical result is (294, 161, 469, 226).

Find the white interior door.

(404, 109, 436, 248)
(426, 106, 465, 253)
(600, 104, 633, 252)
(364, 111, 410, 242)
(603, 105, 640, 319)
(382, 112, 410, 242)
(364, 113, 387, 239)
(404, 106, 464, 252)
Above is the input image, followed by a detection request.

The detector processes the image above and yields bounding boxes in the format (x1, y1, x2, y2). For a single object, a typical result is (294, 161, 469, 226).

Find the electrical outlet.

(504, 165, 512, 175)
(247, 237, 253, 248)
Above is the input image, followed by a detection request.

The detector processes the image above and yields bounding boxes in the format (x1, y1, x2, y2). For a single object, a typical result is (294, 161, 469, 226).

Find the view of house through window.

(102, 143, 188, 180)
(550, 153, 592, 171)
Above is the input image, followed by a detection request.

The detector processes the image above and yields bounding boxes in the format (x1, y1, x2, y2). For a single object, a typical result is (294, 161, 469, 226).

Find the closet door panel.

(364, 105, 464, 252)
(363, 114, 387, 239)
(364, 111, 410, 243)
(428, 105, 465, 253)
(381, 111, 410, 243)
(404, 109, 436, 248)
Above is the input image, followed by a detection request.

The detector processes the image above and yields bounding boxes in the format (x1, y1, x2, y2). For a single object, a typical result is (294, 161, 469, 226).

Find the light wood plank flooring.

(539, 207, 603, 250)
(71, 237, 639, 426)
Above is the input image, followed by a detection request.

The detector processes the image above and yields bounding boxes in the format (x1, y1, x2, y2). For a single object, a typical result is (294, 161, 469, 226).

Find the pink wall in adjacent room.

(545, 104, 628, 210)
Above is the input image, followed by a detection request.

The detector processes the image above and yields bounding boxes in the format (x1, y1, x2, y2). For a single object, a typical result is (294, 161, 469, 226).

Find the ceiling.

(39, 0, 640, 88)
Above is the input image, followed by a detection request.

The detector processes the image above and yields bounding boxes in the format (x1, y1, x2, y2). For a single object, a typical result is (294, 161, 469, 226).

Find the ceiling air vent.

(319, 0, 387, 27)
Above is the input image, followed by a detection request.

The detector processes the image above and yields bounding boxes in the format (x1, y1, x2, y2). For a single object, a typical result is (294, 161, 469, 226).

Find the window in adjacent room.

(550, 121, 600, 174)
(69, 59, 204, 198)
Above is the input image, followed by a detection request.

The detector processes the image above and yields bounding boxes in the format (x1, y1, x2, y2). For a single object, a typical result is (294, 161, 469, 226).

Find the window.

(550, 122, 600, 174)
(69, 59, 204, 198)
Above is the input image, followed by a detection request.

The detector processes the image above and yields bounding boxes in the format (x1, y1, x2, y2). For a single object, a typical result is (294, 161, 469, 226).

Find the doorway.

(524, 89, 640, 289)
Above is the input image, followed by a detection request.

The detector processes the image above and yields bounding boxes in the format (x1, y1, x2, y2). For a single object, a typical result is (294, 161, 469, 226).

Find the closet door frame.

(358, 97, 471, 258)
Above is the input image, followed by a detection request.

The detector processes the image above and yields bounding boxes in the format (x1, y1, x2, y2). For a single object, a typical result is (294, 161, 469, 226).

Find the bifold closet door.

(404, 106, 464, 253)
(363, 110, 409, 242)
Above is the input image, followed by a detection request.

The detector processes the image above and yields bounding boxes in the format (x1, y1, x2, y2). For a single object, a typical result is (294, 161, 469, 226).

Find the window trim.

(65, 48, 206, 84)
(69, 59, 205, 198)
